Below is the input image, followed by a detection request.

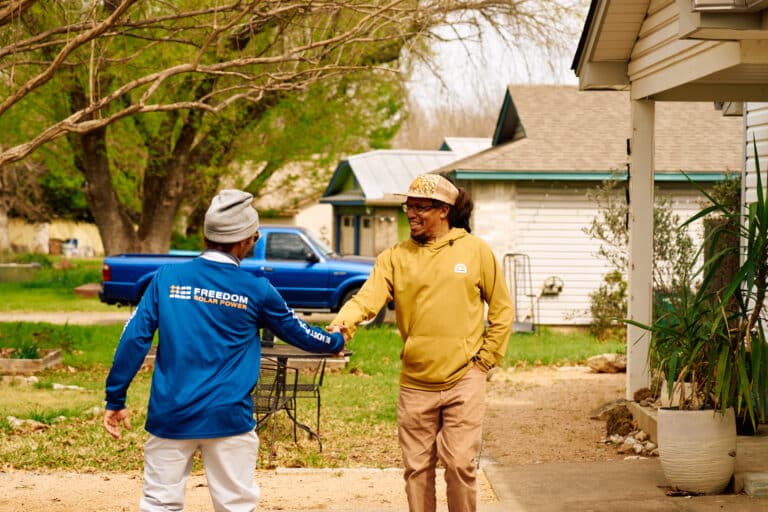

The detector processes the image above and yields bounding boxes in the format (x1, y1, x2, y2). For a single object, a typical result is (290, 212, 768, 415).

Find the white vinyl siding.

(745, 102, 768, 204)
(627, 0, 735, 99)
(469, 181, 711, 327)
(629, 2, 722, 80)
(514, 184, 611, 326)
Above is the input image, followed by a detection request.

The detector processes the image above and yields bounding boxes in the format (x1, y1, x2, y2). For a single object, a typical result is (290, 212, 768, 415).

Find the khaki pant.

(397, 366, 486, 512)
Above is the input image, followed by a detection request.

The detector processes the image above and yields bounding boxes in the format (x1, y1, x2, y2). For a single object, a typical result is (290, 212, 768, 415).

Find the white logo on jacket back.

(169, 285, 192, 299)
(168, 285, 249, 311)
(454, 263, 467, 274)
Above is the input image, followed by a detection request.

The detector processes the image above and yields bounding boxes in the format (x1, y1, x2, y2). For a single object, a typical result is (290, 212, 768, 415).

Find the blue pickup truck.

(99, 225, 386, 325)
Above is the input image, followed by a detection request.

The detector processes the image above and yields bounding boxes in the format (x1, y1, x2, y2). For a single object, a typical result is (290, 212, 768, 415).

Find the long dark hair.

(443, 175, 473, 233)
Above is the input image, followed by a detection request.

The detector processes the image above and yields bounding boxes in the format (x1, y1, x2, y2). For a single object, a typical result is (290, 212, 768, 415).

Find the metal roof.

(321, 149, 464, 203)
(439, 137, 492, 158)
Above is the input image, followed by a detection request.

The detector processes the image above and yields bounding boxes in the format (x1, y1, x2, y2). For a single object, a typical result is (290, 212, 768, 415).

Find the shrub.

(14, 253, 52, 268)
(587, 270, 627, 343)
(584, 177, 704, 339)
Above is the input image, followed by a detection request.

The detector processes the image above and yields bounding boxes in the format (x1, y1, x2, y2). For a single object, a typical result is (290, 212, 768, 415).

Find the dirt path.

(0, 365, 626, 511)
(0, 467, 501, 512)
(0, 310, 343, 326)
(0, 311, 133, 325)
(483, 365, 626, 465)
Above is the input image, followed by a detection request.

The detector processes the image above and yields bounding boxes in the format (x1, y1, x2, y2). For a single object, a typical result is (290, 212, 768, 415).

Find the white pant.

(140, 431, 260, 512)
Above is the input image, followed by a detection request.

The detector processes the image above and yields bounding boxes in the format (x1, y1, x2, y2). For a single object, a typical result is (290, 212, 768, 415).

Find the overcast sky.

(406, 11, 586, 115)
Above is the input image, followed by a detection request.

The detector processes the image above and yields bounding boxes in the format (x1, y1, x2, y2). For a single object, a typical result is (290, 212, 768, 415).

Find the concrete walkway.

(481, 458, 767, 512)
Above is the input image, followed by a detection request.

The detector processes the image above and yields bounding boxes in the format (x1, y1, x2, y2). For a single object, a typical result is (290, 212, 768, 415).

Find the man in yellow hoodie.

(330, 173, 514, 512)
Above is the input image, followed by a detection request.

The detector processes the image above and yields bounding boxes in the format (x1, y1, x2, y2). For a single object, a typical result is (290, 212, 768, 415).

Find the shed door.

(339, 216, 355, 255)
(359, 216, 374, 256)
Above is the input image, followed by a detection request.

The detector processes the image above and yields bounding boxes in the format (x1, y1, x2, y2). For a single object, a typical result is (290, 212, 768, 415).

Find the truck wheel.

(342, 288, 386, 328)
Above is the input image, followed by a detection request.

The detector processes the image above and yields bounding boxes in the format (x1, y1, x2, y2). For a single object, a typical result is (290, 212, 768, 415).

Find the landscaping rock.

(605, 404, 634, 436)
(600, 428, 659, 458)
(632, 387, 654, 402)
(589, 398, 630, 420)
(587, 353, 627, 373)
(6, 415, 48, 431)
(73, 282, 102, 298)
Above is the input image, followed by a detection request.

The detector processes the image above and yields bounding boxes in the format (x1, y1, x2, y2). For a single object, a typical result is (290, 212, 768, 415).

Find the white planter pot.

(657, 407, 737, 494)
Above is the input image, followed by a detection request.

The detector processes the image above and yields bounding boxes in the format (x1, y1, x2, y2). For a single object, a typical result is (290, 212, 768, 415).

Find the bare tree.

(392, 94, 499, 149)
(0, 158, 48, 252)
(0, 0, 581, 254)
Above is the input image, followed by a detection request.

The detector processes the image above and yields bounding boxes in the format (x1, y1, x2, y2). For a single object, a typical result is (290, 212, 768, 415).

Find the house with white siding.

(435, 85, 742, 327)
(572, 0, 768, 396)
(322, 84, 742, 330)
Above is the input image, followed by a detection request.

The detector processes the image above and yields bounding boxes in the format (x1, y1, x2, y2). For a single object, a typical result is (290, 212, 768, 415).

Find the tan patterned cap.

(397, 174, 459, 205)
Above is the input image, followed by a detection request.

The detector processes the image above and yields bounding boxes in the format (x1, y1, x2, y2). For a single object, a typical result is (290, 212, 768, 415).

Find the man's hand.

(103, 408, 131, 439)
(328, 324, 350, 357)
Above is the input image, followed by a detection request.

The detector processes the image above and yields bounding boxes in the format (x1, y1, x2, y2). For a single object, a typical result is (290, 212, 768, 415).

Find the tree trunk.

(137, 155, 187, 253)
(67, 74, 186, 254)
(76, 125, 195, 254)
(74, 127, 140, 255)
(31, 222, 49, 254)
(0, 204, 9, 252)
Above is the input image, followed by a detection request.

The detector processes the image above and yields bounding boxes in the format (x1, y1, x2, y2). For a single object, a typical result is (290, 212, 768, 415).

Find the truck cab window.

(266, 233, 311, 261)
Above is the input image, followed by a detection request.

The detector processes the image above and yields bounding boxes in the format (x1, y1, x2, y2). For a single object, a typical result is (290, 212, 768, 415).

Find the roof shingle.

(441, 85, 742, 175)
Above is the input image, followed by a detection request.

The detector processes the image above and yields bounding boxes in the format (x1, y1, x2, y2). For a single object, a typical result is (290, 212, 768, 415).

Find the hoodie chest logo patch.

(454, 263, 467, 274)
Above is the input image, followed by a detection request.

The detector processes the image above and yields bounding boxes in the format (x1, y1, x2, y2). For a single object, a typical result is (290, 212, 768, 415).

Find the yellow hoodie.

(332, 228, 514, 391)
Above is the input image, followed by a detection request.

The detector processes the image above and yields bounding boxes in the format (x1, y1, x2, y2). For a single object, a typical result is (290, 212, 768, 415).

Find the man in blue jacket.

(103, 189, 347, 512)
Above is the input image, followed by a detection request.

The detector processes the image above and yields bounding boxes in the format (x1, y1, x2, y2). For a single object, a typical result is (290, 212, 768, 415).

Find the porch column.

(626, 99, 654, 400)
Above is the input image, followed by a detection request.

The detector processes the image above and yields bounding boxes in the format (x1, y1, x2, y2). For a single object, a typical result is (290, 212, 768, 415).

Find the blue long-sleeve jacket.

(105, 251, 344, 439)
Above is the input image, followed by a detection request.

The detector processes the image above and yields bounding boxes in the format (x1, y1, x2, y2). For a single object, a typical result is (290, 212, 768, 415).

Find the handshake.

(327, 324, 350, 356)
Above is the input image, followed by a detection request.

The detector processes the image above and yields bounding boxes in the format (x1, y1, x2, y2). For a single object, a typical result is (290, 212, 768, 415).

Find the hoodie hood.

(409, 227, 468, 251)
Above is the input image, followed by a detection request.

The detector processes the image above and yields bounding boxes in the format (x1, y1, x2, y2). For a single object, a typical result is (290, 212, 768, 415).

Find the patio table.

(255, 343, 350, 463)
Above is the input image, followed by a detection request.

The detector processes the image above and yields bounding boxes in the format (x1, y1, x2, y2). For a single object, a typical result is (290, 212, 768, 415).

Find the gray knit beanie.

(204, 189, 259, 243)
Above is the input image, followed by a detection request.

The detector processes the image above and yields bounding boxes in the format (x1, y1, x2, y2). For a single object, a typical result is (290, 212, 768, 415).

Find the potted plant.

(627, 144, 768, 494)
(633, 239, 739, 494)
(698, 145, 768, 435)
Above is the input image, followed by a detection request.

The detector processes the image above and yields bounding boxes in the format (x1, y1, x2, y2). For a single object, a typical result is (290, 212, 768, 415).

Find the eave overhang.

(451, 170, 730, 182)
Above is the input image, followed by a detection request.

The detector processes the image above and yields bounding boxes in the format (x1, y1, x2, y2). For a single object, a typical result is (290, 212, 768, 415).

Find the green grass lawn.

(0, 257, 112, 312)
(502, 329, 625, 367)
(0, 259, 625, 471)
(0, 288, 117, 312)
(0, 321, 623, 471)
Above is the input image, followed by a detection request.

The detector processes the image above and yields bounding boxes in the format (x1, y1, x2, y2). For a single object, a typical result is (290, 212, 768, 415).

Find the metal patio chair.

(252, 357, 297, 463)
(287, 358, 327, 451)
